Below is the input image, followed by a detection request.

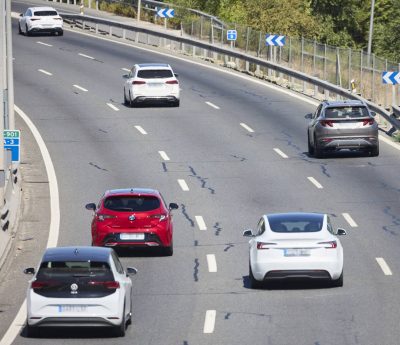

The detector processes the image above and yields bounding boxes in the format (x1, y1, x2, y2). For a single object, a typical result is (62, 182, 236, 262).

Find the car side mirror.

(126, 267, 138, 276)
(20, 13, 23, 17)
(169, 203, 179, 210)
(24, 267, 35, 275)
(243, 229, 254, 237)
(305, 113, 313, 119)
(370, 111, 376, 117)
(174, 73, 179, 78)
(85, 203, 96, 211)
(123, 74, 129, 79)
(336, 228, 347, 235)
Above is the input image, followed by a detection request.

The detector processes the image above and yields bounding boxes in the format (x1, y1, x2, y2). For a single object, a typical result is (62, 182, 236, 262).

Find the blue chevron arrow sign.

(265, 34, 285, 46)
(382, 71, 400, 85)
(156, 8, 175, 18)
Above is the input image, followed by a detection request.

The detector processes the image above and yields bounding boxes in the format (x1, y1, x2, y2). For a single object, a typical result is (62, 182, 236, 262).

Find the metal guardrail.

(61, 12, 400, 130)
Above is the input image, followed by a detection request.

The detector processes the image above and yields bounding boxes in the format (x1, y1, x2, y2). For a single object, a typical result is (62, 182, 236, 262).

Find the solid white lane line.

(0, 106, 61, 345)
(206, 254, 217, 272)
(78, 53, 95, 60)
(177, 179, 189, 191)
(203, 310, 216, 334)
(106, 103, 119, 111)
(273, 148, 288, 158)
(38, 69, 52, 76)
(36, 41, 52, 47)
(379, 134, 400, 152)
(307, 176, 323, 189)
(122, 68, 131, 72)
(342, 213, 358, 228)
(195, 216, 207, 231)
(376, 258, 393, 275)
(73, 84, 88, 92)
(205, 101, 220, 109)
(158, 151, 170, 161)
(240, 122, 254, 133)
(134, 125, 147, 135)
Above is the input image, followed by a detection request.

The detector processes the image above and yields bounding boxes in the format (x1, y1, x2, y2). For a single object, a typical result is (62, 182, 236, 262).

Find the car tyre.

(249, 263, 263, 289)
(25, 25, 31, 36)
(163, 241, 173, 256)
(123, 90, 129, 106)
(308, 133, 314, 156)
(18, 24, 23, 35)
(332, 271, 343, 287)
(370, 143, 379, 157)
(173, 100, 180, 107)
(113, 306, 126, 337)
(128, 92, 135, 108)
(314, 137, 324, 158)
(26, 324, 39, 338)
(127, 297, 132, 325)
(58, 30, 63, 36)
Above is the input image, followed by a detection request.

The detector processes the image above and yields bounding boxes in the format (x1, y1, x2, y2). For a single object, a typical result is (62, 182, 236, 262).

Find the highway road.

(2, 1, 400, 344)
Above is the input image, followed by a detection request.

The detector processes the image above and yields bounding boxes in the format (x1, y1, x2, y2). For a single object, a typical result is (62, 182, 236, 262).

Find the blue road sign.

(156, 8, 174, 18)
(227, 30, 237, 41)
(4, 130, 20, 162)
(265, 34, 285, 46)
(382, 71, 400, 85)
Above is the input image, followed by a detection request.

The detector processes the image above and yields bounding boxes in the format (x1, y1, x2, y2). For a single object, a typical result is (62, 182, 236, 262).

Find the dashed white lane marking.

(106, 103, 119, 111)
(342, 213, 358, 228)
(376, 258, 393, 276)
(73, 84, 88, 92)
(177, 179, 189, 191)
(158, 151, 170, 161)
(134, 125, 147, 135)
(38, 69, 52, 76)
(205, 101, 220, 109)
(203, 310, 216, 334)
(37, 41, 52, 47)
(240, 122, 254, 133)
(307, 176, 323, 189)
(195, 216, 207, 231)
(273, 148, 288, 158)
(122, 68, 131, 72)
(78, 53, 95, 60)
(206, 254, 217, 272)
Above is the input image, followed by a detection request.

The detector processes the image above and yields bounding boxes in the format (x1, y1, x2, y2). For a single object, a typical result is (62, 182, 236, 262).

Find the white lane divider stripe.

(205, 101, 220, 109)
(376, 258, 392, 275)
(134, 125, 147, 135)
(122, 68, 131, 72)
(195, 216, 207, 231)
(78, 53, 95, 60)
(177, 179, 189, 191)
(203, 310, 216, 334)
(206, 254, 217, 272)
(240, 122, 254, 133)
(38, 69, 52, 76)
(342, 213, 358, 227)
(106, 103, 119, 111)
(307, 177, 323, 189)
(73, 84, 88, 92)
(273, 148, 288, 158)
(158, 151, 170, 161)
(37, 41, 52, 47)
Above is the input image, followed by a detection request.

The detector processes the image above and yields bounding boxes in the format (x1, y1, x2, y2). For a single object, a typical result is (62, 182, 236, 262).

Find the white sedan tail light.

(256, 242, 277, 250)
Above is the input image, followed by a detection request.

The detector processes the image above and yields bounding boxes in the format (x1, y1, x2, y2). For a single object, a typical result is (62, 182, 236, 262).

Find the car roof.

(42, 246, 112, 262)
(136, 63, 171, 70)
(104, 188, 160, 197)
(322, 100, 366, 108)
(29, 7, 58, 12)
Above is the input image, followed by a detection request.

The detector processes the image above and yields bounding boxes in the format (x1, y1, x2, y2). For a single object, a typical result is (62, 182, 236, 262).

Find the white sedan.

(123, 63, 180, 107)
(243, 212, 346, 288)
(24, 246, 137, 337)
(19, 7, 63, 36)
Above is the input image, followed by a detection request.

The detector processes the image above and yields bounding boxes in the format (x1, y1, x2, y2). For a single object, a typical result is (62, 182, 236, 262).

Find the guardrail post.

(95, 23, 98, 34)
(109, 26, 112, 37)
(372, 54, 375, 103)
(200, 16, 203, 40)
(122, 29, 126, 40)
(257, 31, 261, 57)
(313, 40, 317, 96)
(288, 37, 292, 87)
(301, 36, 305, 92)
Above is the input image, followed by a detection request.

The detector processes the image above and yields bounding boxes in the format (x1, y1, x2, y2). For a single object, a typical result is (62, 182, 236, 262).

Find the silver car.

(306, 100, 379, 158)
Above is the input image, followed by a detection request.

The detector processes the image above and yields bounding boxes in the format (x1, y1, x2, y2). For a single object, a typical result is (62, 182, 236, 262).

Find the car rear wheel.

(314, 136, 324, 158)
(123, 90, 129, 106)
(128, 92, 134, 108)
(25, 25, 31, 36)
(173, 100, 180, 107)
(18, 24, 22, 35)
(370, 144, 379, 157)
(26, 324, 39, 338)
(113, 306, 126, 337)
(308, 133, 314, 155)
(249, 263, 263, 289)
(163, 241, 173, 256)
(332, 271, 343, 287)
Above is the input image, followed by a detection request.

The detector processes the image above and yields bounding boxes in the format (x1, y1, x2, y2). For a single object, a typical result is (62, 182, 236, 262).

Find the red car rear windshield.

(104, 196, 160, 212)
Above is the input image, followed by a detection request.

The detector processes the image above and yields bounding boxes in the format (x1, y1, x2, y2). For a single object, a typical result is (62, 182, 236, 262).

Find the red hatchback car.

(85, 188, 179, 256)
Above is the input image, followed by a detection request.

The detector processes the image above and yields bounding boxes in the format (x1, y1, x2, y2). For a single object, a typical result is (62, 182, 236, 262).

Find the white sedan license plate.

(120, 233, 145, 240)
(284, 249, 310, 257)
(148, 83, 163, 88)
(58, 305, 87, 313)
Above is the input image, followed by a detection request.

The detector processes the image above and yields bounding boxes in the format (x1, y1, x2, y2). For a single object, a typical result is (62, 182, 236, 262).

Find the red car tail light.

(97, 214, 117, 222)
(362, 119, 375, 126)
(88, 281, 120, 289)
(132, 80, 146, 85)
(149, 214, 168, 222)
(318, 240, 337, 249)
(256, 242, 277, 250)
(319, 120, 334, 127)
(166, 80, 178, 84)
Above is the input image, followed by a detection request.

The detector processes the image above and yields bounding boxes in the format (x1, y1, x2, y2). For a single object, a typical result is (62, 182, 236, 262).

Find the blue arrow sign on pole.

(156, 8, 175, 18)
(382, 71, 400, 85)
(227, 30, 237, 41)
(265, 34, 285, 46)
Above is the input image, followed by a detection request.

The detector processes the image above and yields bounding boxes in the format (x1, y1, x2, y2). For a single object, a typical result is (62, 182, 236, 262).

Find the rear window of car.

(267, 213, 324, 233)
(324, 106, 369, 119)
(137, 69, 173, 79)
(104, 196, 160, 212)
(33, 11, 58, 16)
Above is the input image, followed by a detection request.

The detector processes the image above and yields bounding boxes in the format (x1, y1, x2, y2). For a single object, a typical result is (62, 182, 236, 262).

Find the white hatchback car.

(243, 212, 346, 288)
(23, 246, 137, 337)
(19, 7, 63, 36)
(123, 63, 180, 107)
